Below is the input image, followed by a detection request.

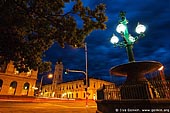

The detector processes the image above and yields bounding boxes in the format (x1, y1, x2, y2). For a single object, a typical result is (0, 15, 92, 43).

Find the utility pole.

(85, 43, 89, 107)
(65, 43, 89, 107)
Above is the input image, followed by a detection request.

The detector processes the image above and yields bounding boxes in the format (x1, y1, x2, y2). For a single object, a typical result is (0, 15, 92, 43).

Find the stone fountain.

(96, 12, 170, 113)
(110, 61, 163, 99)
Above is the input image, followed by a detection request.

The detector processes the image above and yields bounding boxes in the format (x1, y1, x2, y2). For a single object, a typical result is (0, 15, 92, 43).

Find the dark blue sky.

(43, 0, 170, 84)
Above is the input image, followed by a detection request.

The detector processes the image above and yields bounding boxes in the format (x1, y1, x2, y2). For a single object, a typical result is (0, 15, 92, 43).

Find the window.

(76, 84, 78, 88)
(94, 83, 96, 88)
(9, 81, 17, 95)
(76, 93, 78, 98)
(10, 81, 17, 89)
(69, 94, 71, 98)
(0, 79, 3, 91)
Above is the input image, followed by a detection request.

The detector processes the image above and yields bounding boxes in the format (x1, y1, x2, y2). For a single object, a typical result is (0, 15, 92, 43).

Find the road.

(0, 99, 97, 113)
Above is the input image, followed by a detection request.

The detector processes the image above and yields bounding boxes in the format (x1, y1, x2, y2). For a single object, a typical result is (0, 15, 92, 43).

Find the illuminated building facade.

(0, 61, 38, 96)
(41, 61, 115, 99)
(42, 78, 114, 100)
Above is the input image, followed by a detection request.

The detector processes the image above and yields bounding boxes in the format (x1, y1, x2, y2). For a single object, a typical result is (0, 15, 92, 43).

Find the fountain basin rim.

(110, 61, 163, 76)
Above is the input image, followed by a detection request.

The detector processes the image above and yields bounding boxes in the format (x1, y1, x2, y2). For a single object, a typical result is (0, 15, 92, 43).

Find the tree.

(0, 0, 108, 73)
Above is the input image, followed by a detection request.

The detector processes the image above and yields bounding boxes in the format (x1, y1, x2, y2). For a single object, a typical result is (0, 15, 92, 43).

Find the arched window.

(10, 81, 17, 89)
(22, 82, 30, 96)
(23, 82, 30, 90)
(0, 79, 3, 91)
(9, 81, 17, 95)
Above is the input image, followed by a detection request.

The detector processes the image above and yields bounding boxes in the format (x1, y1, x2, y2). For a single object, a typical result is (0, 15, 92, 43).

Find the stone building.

(41, 61, 114, 99)
(0, 61, 38, 96)
(42, 78, 114, 100)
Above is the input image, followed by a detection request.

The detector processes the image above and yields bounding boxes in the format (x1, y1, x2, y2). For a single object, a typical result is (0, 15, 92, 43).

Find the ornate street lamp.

(38, 73, 53, 96)
(110, 11, 146, 62)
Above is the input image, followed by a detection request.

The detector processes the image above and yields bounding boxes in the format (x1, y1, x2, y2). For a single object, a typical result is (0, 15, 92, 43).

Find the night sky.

(43, 0, 170, 84)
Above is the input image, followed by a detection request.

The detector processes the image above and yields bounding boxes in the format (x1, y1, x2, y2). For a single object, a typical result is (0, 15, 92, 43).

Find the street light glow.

(32, 87, 38, 90)
(116, 23, 126, 33)
(158, 66, 164, 71)
(110, 34, 119, 44)
(129, 35, 135, 42)
(135, 24, 146, 34)
(48, 73, 53, 78)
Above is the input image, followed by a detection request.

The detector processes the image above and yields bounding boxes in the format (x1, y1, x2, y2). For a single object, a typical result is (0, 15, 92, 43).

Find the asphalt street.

(0, 99, 97, 113)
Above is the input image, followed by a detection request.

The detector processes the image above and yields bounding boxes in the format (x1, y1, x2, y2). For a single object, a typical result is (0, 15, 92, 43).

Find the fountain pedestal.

(110, 61, 162, 99)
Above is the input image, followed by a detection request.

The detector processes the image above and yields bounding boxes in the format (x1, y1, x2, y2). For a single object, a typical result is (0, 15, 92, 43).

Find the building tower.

(52, 60, 63, 97)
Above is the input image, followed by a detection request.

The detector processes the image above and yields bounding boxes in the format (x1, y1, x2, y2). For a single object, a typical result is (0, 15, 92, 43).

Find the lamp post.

(65, 43, 89, 107)
(110, 11, 146, 62)
(38, 73, 53, 96)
